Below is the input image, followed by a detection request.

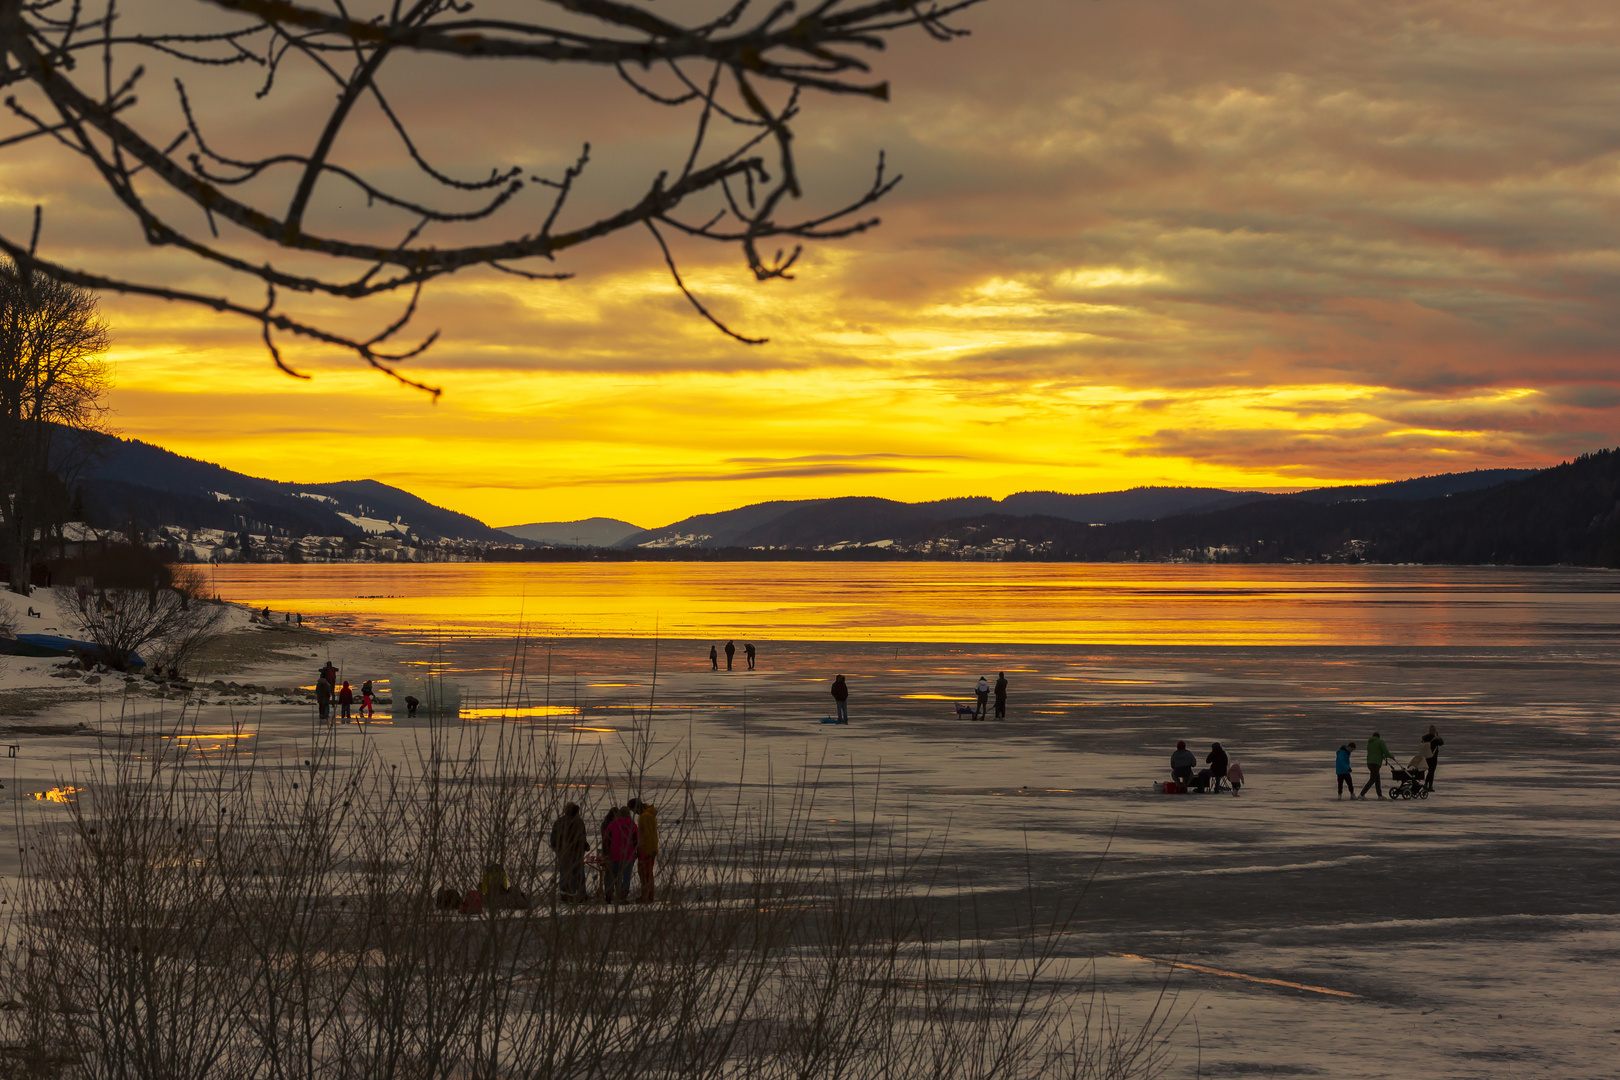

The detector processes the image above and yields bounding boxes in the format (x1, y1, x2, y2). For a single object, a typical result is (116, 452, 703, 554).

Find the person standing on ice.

(994, 672, 1008, 719)
(1335, 742, 1357, 799)
(549, 803, 588, 901)
(628, 798, 658, 902)
(709, 645, 719, 670)
(315, 675, 332, 721)
(1421, 725, 1443, 792)
(360, 679, 374, 719)
(831, 675, 849, 724)
(320, 660, 338, 687)
(725, 640, 736, 670)
(604, 808, 640, 904)
(745, 643, 756, 670)
(338, 681, 354, 722)
(975, 676, 990, 720)
(1359, 732, 1394, 799)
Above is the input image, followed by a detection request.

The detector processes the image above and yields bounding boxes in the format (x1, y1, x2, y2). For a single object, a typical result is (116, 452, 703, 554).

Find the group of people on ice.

(1167, 741, 1244, 795)
(548, 798, 659, 904)
(312, 660, 381, 722)
(1338, 725, 1443, 799)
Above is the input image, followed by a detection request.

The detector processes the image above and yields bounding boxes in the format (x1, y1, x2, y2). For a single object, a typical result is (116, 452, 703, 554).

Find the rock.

(83, 675, 101, 685)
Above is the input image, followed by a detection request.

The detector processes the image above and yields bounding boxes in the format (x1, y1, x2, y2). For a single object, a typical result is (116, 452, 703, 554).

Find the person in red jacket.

(603, 807, 640, 904)
(338, 681, 354, 722)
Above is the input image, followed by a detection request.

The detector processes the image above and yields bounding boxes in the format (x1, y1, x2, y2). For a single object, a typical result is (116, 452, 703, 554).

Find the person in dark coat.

(338, 680, 354, 721)
(745, 643, 756, 670)
(1170, 740, 1197, 792)
(709, 645, 718, 670)
(724, 640, 736, 670)
(831, 675, 849, 724)
(315, 676, 332, 721)
(994, 672, 1008, 719)
(1421, 725, 1444, 792)
(320, 661, 338, 686)
(975, 676, 990, 720)
(1206, 742, 1230, 792)
(550, 803, 588, 901)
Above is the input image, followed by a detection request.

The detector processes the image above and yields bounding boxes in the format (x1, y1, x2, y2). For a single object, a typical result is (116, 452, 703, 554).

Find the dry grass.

(0, 702, 1180, 1079)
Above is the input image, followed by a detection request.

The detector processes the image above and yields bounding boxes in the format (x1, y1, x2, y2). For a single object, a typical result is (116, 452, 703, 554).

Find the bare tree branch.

(0, 0, 986, 390)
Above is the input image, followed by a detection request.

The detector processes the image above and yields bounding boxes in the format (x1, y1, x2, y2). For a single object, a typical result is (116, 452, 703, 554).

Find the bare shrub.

(0, 718, 1178, 1079)
(53, 566, 226, 672)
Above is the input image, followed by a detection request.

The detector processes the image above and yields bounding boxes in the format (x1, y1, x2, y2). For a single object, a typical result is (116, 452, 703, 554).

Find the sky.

(7, 0, 1620, 529)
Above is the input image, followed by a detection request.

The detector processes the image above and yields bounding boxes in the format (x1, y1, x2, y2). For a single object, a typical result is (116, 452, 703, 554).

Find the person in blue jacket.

(1335, 742, 1357, 799)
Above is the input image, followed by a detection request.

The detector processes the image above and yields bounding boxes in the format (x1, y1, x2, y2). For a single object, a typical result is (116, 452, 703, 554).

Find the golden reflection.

(30, 786, 82, 803)
(461, 705, 581, 721)
(209, 564, 1620, 648)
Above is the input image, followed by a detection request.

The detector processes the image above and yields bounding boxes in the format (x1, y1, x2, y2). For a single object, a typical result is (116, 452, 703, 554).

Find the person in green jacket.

(1359, 731, 1395, 799)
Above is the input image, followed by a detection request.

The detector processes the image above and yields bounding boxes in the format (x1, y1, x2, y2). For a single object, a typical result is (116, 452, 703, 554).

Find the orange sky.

(7, 1, 1619, 529)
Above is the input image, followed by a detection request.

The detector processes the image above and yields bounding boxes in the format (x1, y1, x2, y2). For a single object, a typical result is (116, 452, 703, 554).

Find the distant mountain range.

(603, 470, 1537, 550)
(71, 428, 1618, 566)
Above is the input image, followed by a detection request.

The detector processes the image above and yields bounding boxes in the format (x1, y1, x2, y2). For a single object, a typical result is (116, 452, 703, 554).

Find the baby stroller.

(1388, 764, 1428, 800)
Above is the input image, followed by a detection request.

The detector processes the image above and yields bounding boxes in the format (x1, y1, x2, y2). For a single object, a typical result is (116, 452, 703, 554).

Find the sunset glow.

(12, 0, 1620, 528)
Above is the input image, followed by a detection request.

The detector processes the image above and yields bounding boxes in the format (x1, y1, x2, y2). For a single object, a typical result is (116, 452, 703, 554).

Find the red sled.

(1161, 781, 1180, 794)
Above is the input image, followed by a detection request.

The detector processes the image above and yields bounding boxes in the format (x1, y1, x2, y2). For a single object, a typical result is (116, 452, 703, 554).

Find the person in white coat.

(974, 676, 990, 720)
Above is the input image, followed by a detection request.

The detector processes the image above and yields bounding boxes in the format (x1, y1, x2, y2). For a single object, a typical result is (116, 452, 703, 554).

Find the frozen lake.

(14, 564, 1620, 1076)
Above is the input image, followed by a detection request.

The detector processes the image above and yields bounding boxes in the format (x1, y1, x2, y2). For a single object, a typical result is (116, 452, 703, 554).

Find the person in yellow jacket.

(628, 798, 658, 902)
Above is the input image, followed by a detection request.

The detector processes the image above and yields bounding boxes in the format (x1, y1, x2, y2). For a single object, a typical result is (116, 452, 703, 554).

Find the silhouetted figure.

(975, 676, 990, 720)
(1336, 742, 1357, 798)
(405, 695, 420, 718)
(315, 677, 332, 721)
(1422, 725, 1443, 792)
(284, 611, 289, 622)
(338, 681, 354, 721)
(1170, 740, 1196, 792)
(1206, 742, 1230, 793)
(629, 798, 658, 902)
(360, 679, 374, 719)
(320, 661, 338, 686)
(296, 613, 302, 626)
(745, 643, 756, 670)
(725, 640, 735, 670)
(710, 645, 718, 670)
(994, 672, 1008, 719)
(550, 803, 587, 901)
(1360, 732, 1394, 799)
(831, 675, 849, 724)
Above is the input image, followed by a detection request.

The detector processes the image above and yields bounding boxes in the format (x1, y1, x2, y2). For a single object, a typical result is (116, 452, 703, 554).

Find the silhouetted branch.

(0, 0, 986, 390)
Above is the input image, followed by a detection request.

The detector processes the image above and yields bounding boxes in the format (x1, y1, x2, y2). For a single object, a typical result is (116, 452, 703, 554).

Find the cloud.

(19, 0, 1620, 523)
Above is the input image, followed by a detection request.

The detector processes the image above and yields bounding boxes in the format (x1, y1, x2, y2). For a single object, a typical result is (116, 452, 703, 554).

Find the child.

(1335, 742, 1356, 799)
(1227, 759, 1245, 796)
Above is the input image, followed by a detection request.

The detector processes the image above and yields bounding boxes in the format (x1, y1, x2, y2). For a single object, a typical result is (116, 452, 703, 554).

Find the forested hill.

(907, 450, 1620, 566)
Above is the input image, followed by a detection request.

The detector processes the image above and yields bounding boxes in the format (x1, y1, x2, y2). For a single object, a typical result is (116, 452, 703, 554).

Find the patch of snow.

(338, 512, 410, 536)
(295, 492, 339, 505)
(637, 533, 713, 549)
(209, 491, 239, 503)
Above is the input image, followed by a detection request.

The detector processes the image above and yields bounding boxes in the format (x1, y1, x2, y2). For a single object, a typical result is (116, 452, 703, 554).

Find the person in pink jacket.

(603, 807, 640, 904)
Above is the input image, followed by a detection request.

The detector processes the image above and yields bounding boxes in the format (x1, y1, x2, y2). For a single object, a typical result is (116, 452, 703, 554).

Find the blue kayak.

(6, 633, 146, 669)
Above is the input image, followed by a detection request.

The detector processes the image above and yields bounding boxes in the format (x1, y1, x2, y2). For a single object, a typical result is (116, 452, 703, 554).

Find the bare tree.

(0, 0, 983, 394)
(54, 565, 227, 671)
(0, 261, 111, 594)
